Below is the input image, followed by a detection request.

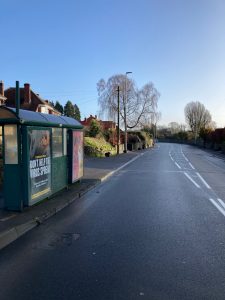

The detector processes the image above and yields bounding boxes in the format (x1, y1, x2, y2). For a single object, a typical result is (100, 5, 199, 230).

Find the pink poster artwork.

(72, 131, 83, 182)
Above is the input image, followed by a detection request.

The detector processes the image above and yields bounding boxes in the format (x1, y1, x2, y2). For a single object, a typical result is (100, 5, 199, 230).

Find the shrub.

(84, 137, 116, 157)
(89, 119, 102, 137)
(128, 134, 141, 143)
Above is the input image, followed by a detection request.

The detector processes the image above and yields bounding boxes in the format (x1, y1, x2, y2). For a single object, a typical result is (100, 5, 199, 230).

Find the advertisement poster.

(72, 131, 83, 182)
(29, 129, 51, 203)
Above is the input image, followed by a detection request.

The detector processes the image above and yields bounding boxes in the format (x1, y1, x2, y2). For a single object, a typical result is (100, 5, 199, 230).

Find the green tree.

(89, 119, 101, 137)
(49, 100, 55, 107)
(74, 104, 81, 120)
(54, 101, 64, 115)
(64, 101, 75, 118)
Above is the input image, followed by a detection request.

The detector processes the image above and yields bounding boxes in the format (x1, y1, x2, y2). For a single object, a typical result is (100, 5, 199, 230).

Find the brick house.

(81, 115, 124, 145)
(4, 82, 60, 115)
(81, 115, 116, 130)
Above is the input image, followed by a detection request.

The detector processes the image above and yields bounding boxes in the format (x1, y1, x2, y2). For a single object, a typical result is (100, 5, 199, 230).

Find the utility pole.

(15, 81, 20, 117)
(124, 71, 132, 153)
(117, 86, 120, 155)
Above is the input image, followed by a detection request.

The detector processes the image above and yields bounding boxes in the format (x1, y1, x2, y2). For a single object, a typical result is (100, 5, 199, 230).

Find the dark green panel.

(4, 165, 23, 210)
(52, 156, 67, 193)
(22, 126, 30, 206)
(3, 124, 24, 211)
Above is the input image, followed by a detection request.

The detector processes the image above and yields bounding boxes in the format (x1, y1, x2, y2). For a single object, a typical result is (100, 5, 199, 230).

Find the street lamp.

(124, 71, 132, 153)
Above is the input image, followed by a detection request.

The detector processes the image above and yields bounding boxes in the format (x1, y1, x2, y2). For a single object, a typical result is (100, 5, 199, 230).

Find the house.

(4, 82, 60, 115)
(81, 115, 124, 145)
(81, 115, 116, 131)
(0, 81, 7, 105)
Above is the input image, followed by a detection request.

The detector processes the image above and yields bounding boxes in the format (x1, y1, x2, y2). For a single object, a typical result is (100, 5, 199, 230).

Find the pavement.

(0, 150, 146, 250)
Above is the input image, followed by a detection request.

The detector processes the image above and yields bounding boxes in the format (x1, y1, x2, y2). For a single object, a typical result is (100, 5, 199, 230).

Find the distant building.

(4, 82, 60, 115)
(81, 115, 116, 130)
(81, 114, 124, 145)
(0, 81, 7, 105)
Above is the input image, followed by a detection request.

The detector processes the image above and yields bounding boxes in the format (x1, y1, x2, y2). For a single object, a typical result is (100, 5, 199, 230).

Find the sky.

(1, 0, 225, 127)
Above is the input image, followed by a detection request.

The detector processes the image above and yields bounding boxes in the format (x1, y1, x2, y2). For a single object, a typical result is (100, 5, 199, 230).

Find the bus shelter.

(0, 106, 83, 211)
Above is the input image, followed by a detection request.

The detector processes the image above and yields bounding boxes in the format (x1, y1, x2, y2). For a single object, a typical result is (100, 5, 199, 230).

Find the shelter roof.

(0, 106, 83, 129)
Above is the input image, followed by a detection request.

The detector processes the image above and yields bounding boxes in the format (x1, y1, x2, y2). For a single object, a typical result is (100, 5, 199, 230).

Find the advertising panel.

(29, 129, 51, 204)
(72, 131, 83, 182)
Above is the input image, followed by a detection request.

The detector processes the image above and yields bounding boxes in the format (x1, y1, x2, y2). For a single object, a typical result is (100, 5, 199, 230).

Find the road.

(2, 143, 225, 299)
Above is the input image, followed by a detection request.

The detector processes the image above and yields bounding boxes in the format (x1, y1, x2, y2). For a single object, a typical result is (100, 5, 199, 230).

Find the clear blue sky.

(1, 0, 225, 127)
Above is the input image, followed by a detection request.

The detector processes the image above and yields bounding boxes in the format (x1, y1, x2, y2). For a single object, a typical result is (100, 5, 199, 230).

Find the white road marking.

(175, 162, 181, 169)
(169, 152, 174, 162)
(196, 172, 211, 189)
(189, 162, 195, 170)
(181, 152, 189, 162)
(101, 153, 145, 182)
(184, 172, 200, 188)
(218, 198, 225, 210)
(209, 198, 225, 217)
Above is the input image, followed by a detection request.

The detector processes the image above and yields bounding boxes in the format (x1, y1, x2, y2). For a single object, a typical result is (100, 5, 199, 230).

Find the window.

(52, 128, 63, 157)
(4, 125, 18, 164)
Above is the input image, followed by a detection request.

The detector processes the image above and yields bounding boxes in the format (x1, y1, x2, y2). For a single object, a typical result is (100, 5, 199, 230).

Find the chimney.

(24, 83, 31, 104)
(0, 81, 4, 96)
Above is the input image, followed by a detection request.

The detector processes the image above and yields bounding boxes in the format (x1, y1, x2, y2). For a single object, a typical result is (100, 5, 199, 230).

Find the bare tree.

(184, 101, 212, 142)
(97, 74, 160, 129)
(168, 122, 180, 134)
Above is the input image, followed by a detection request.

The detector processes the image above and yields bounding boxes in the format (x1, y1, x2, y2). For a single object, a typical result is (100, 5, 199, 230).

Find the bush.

(89, 120, 102, 137)
(84, 145, 102, 157)
(128, 134, 140, 143)
(127, 130, 154, 148)
(84, 137, 116, 157)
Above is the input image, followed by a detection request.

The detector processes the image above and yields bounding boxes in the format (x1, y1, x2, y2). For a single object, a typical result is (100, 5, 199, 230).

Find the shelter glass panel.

(4, 125, 18, 164)
(52, 128, 63, 157)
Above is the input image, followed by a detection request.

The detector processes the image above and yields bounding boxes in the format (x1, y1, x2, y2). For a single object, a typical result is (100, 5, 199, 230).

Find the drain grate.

(49, 233, 80, 247)
(33, 233, 80, 250)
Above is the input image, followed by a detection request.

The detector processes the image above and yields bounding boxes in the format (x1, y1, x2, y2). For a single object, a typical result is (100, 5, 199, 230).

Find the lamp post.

(124, 71, 132, 153)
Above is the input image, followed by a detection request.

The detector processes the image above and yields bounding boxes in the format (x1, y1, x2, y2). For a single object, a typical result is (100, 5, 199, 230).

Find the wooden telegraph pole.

(117, 86, 120, 155)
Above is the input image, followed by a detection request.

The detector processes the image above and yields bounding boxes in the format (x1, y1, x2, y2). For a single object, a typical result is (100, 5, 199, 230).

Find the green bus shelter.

(0, 106, 83, 211)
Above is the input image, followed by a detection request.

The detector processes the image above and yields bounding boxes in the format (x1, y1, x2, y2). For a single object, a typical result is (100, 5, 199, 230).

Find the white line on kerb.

(0, 215, 16, 222)
(209, 198, 225, 217)
(218, 198, 225, 210)
(196, 172, 211, 189)
(175, 162, 181, 169)
(184, 172, 200, 188)
(189, 162, 195, 170)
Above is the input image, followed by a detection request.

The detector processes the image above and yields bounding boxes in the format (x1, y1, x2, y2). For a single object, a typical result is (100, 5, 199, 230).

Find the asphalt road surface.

(2, 143, 225, 299)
